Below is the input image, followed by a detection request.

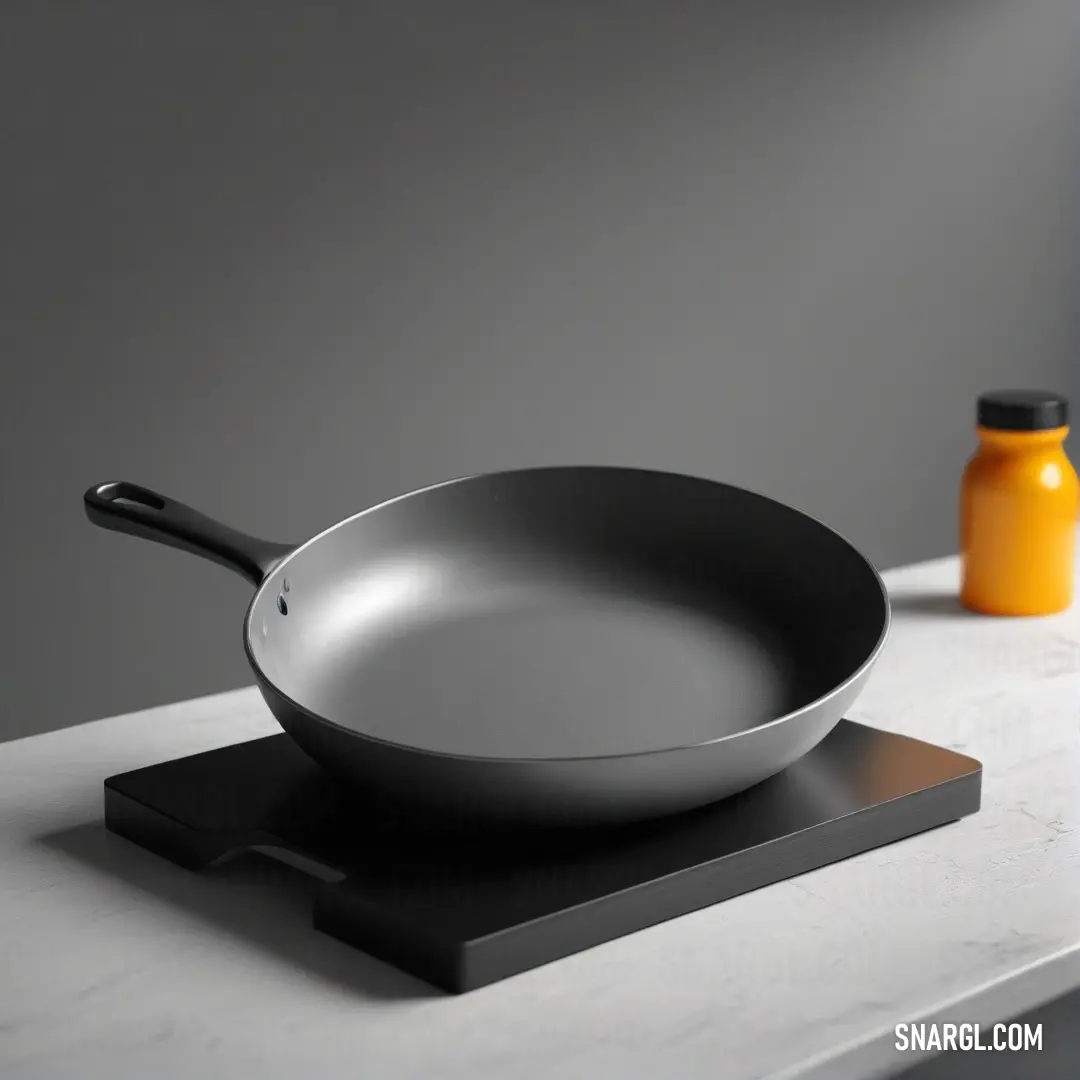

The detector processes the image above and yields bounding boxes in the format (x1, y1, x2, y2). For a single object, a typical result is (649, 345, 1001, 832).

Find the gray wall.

(3, 2, 1077, 741)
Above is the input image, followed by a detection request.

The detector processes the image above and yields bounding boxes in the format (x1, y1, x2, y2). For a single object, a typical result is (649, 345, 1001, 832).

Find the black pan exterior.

(242, 467, 890, 827)
(86, 467, 890, 828)
(254, 665, 875, 827)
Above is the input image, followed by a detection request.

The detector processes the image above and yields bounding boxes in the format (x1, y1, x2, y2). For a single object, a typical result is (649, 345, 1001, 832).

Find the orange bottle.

(961, 390, 1079, 616)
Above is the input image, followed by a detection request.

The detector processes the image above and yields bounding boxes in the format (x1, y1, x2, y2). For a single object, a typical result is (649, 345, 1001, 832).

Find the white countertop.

(3, 549, 1079, 1080)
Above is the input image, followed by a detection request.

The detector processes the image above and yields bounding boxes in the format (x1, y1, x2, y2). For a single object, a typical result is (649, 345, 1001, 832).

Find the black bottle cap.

(976, 390, 1068, 431)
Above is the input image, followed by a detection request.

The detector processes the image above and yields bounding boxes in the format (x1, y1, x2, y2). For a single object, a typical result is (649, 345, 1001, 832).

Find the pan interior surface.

(278, 566, 799, 759)
(248, 469, 887, 762)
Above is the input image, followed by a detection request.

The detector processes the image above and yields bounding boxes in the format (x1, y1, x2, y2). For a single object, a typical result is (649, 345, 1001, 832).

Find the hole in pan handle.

(83, 480, 295, 588)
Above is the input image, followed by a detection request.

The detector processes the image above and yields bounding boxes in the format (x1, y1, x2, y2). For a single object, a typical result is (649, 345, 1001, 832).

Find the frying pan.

(84, 467, 890, 827)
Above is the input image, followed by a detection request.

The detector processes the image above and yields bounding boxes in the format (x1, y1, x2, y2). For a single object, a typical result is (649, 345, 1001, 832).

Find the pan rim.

(241, 464, 892, 765)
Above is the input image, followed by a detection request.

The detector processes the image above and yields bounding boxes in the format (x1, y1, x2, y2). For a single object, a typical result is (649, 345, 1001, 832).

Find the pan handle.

(84, 481, 295, 588)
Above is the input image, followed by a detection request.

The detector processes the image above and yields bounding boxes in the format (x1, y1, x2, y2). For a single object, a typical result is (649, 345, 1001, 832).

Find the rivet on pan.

(261, 618, 268, 637)
(282, 578, 290, 593)
(277, 595, 289, 616)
